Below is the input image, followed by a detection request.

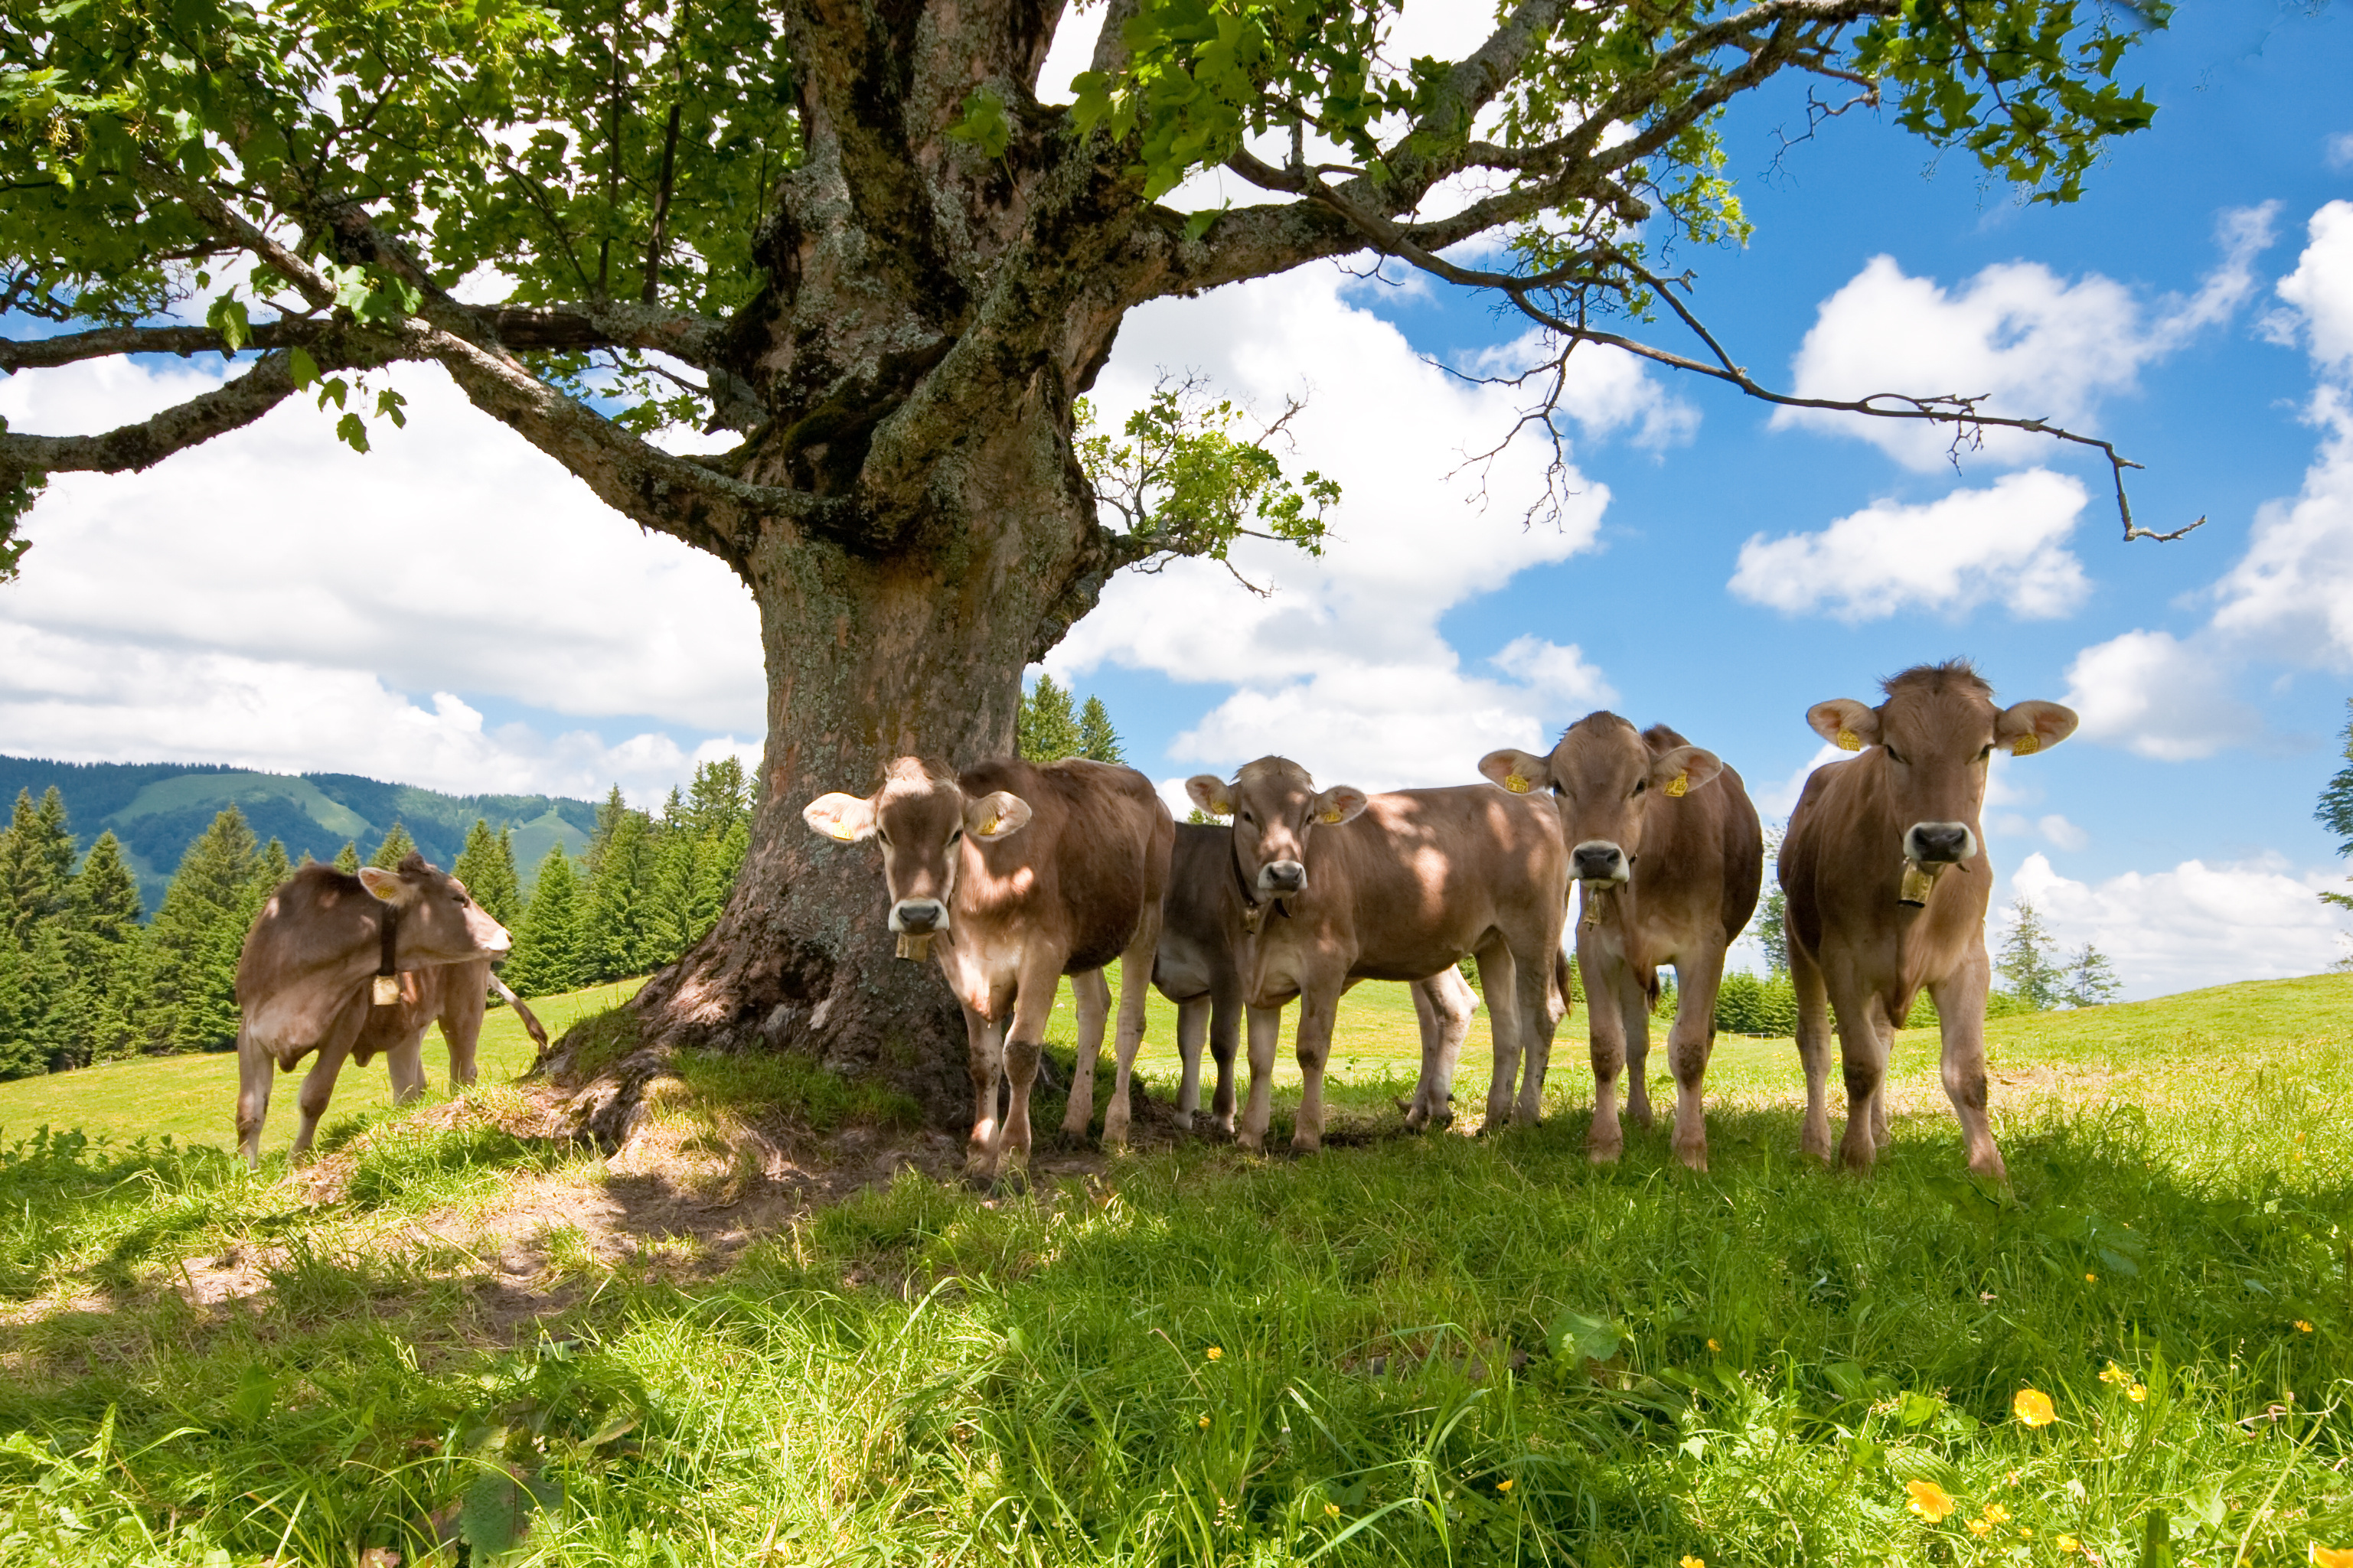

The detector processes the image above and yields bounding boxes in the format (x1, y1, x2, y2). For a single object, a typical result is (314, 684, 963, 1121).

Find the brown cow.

(1187, 758, 1570, 1152)
(804, 755, 1173, 1185)
(1480, 715, 1763, 1169)
(1157, 820, 1482, 1135)
(1779, 660, 2077, 1178)
(352, 960, 551, 1106)
(235, 855, 513, 1166)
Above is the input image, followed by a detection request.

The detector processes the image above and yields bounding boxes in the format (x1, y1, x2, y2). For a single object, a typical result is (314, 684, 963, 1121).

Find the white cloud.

(2206, 386, 2353, 669)
(2011, 851, 2348, 997)
(2330, 134, 2353, 172)
(1051, 262, 1655, 791)
(1991, 813, 2089, 852)
(1461, 332, 1701, 453)
(2061, 629, 2262, 761)
(1775, 207, 2278, 469)
(0, 357, 765, 798)
(1727, 468, 2090, 623)
(2274, 201, 2353, 373)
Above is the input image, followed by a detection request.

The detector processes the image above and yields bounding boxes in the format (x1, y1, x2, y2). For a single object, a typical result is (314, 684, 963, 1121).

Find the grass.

(0, 970, 2350, 1566)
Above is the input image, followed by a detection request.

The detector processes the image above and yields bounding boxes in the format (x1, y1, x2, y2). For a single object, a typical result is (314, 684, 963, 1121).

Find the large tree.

(2, 0, 2172, 1117)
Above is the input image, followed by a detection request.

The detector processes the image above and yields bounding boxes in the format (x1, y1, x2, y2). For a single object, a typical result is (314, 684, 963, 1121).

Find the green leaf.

(1545, 1306, 1623, 1364)
(335, 412, 370, 452)
(203, 295, 250, 355)
(945, 86, 1012, 159)
(285, 347, 318, 390)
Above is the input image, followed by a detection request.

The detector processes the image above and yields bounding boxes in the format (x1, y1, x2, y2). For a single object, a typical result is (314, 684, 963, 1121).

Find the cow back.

(1310, 784, 1568, 980)
(955, 757, 1172, 975)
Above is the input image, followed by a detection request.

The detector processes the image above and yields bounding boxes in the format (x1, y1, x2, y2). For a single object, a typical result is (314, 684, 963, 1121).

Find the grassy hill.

(0, 754, 602, 911)
(2, 971, 2349, 1566)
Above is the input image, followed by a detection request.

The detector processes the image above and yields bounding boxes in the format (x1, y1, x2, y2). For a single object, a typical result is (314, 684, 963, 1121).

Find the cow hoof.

(990, 1165, 1031, 1198)
(1101, 1111, 1131, 1148)
(1290, 1136, 1321, 1156)
(1674, 1144, 1708, 1172)
(1588, 1146, 1622, 1165)
(1172, 1110, 1194, 1132)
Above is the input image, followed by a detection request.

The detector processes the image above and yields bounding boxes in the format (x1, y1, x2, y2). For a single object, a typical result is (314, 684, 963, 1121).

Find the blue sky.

(3, 2, 2350, 996)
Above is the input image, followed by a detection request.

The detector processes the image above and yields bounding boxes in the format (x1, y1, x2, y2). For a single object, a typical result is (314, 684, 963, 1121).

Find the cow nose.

(1571, 839, 1630, 883)
(1261, 860, 1307, 895)
(892, 898, 946, 934)
(1904, 822, 1977, 865)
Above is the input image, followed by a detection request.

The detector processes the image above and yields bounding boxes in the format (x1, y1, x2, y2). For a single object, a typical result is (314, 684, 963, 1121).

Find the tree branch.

(0, 348, 325, 475)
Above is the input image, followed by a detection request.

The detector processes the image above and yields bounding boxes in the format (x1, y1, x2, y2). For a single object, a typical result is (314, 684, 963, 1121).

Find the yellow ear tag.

(1320, 808, 1343, 824)
(2010, 733, 2040, 757)
(1836, 729, 1862, 752)
(1503, 774, 1532, 794)
(829, 822, 855, 841)
(979, 815, 1000, 836)
(1664, 772, 1689, 798)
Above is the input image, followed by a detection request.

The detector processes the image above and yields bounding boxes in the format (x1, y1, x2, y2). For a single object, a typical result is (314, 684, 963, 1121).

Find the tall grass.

(0, 976, 2349, 1564)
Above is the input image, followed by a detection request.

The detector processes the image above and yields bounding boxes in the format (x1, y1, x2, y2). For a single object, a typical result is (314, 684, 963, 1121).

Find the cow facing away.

(1779, 660, 2078, 1178)
(1157, 821, 1483, 1136)
(1480, 715, 1762, 1169)
(235, 856, 513, 1166)
(1187, 758, 1571, 1152)
(804, 755, 1173, 1186)
(352, 960, 551, 1107)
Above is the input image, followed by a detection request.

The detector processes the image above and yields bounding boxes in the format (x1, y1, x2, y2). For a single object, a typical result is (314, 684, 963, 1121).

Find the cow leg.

(1206, 975, 1241, 1136)
(1477, 939, 1525, 1133)
(997, 957, 1066, 1185)
(1831, 986, 1890, 1172)
(1510, 940, 1558, 1126)
(1292, 984, 1343, 1153)
(291, 1035, 356, 1158)
(1872, 1010, 1895, 1151)
(1666, 947, 1728, 1171)
(1173, 995, 1208, 1131)
(1059, 966, 1104, 1140)
(1578, 932, 1630, 1160)
(1238, 1004, 1284, 1152)
(442, 976, 487, 1090)
(385, 1029, 429, 1106)
(1790, 942, 1836, 1164)
(1102, 909, 1161, 1146)
(1930, 949, 2007, 1182)
(235, 1028, 274, 1170)
(1405, 969, 1474, 1131)
(964, 1005, 1007, 1184)
(1620, 971, 1656, 1131)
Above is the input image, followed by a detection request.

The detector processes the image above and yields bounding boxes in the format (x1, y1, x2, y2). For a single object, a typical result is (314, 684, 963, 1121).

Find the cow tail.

(491, 973, 553, 1057)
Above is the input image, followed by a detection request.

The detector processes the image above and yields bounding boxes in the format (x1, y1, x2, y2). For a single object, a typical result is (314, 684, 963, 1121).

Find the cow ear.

(1998, 700, 2079, 757)
(1310, 784, 1369, 826)
(1477, 748, 1552, 795)
(802, 793, 877, 843)
(1649, 745, 1723, 798)
(1806, 699, 1879, 752)
(1186, 774, 1235, 817)
(356, 865, 415, 905)
(967, 791, 1032, 840)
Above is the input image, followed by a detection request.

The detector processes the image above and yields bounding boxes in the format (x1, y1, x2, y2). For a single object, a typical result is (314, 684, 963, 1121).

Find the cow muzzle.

(1571, 839, 1630, 885)
(888, 898, 947, 961)
(1903, 822, 1978, 865)
(1258, 860, 1307, 895)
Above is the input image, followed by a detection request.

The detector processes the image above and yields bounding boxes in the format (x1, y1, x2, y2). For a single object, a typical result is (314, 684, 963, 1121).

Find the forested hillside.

(0, 759, 754, 1077)
(0, 756, 601, 913)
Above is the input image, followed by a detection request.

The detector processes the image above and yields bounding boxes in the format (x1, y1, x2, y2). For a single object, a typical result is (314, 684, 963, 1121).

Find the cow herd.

(228, 659, 2077, 1185)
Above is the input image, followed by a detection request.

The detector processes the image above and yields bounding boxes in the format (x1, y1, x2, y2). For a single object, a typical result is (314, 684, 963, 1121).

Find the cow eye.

(1885, 745, 1908, 765)
(1239, 810, 1254, 826)
(1631, 779, 1646, 797)
(876, 830, 891, 847)
(1977, 744, 1995, 761)
(949, 828, 964, 844)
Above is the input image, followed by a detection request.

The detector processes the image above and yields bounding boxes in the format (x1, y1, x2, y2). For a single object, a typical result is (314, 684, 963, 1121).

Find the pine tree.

(584, 784, 631, 878)
(1077, 694, 1125, 763)
(1751, 824, 1790, 976)
(687, 756, 751, 837)
(2320, 699, 2353, 914)
(0, 786, 76, 946)
(1017, 674, 1081, 761)
(2061, 943, 2121, 1008)
(251, 838, 292, 897)
(0, 937, 36, 1079)
(145, 805, 259, 1051)
(58, 832, 145, 1065)
(452, 819, 524, 929)
(333, 840, 361, 874)
(504, 848, 583, 999)
(1994, 898, 2064, 1012)
(369, 821, 419, 868)
(580, 807, 655, 980)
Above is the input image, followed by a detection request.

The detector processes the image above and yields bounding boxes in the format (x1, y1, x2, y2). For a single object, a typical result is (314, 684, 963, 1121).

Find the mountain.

(0, 756, 602, 916)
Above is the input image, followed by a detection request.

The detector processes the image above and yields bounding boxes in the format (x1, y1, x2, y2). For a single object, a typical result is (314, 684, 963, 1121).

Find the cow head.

(1187, 756, 1366, 904)
(1480, 713, 1722, 889)
(1805, 660, 2077, 882)
(802, 756, 1030, 944)
(357, 852, 513, 963)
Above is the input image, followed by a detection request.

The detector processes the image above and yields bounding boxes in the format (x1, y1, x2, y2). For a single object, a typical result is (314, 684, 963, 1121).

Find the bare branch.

(0, 348, 321, 475)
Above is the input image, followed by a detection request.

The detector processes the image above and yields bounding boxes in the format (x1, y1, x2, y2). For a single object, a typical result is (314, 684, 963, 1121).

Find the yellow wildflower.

(1982, 1504, 2012, 1527)
(1967, 1519, 1992, 1538)
(2297, 1321, 2315, 1334)
(1681, 1557, 1705, 1568)
(1707, 1338, 1722, 1352)
(1198, 1414, 1209, 1429)
(2056, 1535, 2081, 1553)
(2085, 1273, 2098, 1283)
(2128, 1383, 2149, 1403)
(1906, 1480, 1957, 1522)
(1324, 1504, 1340, 1518)
(2100, 1363, 2129, 1385)
(1496, 1478, 1514, 1493)
(1206, 1346, 1224, 1361)
(2310, 1545, 2353, 1567)
(2013, 1388, 2058, 1427)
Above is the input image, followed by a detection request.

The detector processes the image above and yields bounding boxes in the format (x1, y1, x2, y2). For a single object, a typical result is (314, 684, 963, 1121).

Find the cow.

(804, 755, 1173, 1186)
(1186, 758, 1570, 1152)
(1778, 660, 2078, 1179)
(1480, 716, 1763, 1169)
(1156, 820, 1483, 1136)
(351, 960, 552, 1107)
(235, 855, 514, 1167)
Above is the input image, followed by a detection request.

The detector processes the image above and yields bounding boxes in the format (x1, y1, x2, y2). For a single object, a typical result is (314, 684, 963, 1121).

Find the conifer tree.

(250, 838, 292, 898)
(0, 937, 36, 1079)
(581, 808, 655, 981)
(2061, 943, 2121, 1008)
(369, 822, 419, 869)
(1995, 898, 2064, 1012)
(334, 841, 361, 874)
(146, 805, 259, 1051)
(1017, 675, 1082, 761)
(584, 784, 631, 878)
(504, 848, 583, 999)
(687, 757, 751, 838)
(452, 819, 524, 929)
(0, 787, 75, 946)
(1077, 695, 1125, 764)
(58, 832, 145, 1066)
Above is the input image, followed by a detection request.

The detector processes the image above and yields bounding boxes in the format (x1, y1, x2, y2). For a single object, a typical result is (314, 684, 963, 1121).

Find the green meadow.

(2, 970, 2351, 1565)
